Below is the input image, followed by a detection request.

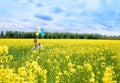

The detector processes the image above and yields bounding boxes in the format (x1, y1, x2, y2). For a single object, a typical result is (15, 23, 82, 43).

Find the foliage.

(0, 31, 120, 39)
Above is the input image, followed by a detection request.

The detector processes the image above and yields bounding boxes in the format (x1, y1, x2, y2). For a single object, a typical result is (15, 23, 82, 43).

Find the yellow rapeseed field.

(0, 39, 120, 83)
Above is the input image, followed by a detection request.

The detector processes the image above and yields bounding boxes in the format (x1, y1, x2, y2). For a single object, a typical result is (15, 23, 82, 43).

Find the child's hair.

(34, 38, 37, 42)
(38, 43, 41, 45)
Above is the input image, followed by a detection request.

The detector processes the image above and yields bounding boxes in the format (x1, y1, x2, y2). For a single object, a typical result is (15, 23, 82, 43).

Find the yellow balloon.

(38, 30, 41, 33)
(36, 32, 39, 36)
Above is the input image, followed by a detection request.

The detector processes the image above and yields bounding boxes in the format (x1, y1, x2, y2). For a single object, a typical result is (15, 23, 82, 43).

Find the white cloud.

(0, 20, 35, 31)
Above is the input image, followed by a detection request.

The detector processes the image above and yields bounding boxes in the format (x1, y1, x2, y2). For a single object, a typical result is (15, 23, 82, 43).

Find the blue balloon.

(40, 28, 45, 37)
(41, 33, 45, 37)
(40, 28, 44, 32)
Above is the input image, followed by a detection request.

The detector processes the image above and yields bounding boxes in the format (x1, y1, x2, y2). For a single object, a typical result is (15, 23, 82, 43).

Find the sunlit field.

(0, 39, 120, 83)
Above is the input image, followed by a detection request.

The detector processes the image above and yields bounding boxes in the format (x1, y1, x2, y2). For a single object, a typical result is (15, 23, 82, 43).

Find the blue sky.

(0, 0, 120, 35)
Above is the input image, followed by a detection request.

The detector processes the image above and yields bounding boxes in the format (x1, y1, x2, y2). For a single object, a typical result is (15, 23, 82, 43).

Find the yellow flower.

(63, 70, 68, 76)
(84, 63, 92, 71)
(58, 72, 62, 76)
(77, 65, 83, 70)
(89, 78, 95, 83)
(8, 55, 13, 61)
(68, 62, 74, 68)
(42, 69, 47, 75)
(18, 67, 27, 76)
(69, 68, 76, 74)
(65, 56, 69, 60)
(3, 46, 9, 54)
(47, 59, 51, 63)
(56, 76, 60, 80)
(101, 62, 106, 68)
(28, 75, 35, 81)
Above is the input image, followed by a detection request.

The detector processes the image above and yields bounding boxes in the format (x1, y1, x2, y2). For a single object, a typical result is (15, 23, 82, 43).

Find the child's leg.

(31, 46, 37, 50)
(32, 46, 38, 50)
(31, 46, 35, 50)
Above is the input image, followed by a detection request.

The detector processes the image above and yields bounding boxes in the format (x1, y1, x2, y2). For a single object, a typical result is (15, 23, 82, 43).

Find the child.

(31, 38, 44, 51)
(31, 38, 38, 50)
(38, 43, 44, 52)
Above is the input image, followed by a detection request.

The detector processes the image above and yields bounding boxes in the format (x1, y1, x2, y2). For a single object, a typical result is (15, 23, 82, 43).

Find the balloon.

(36, 32, 39, 36)
(38, 30, 41, 33)
(40, 28, 45, 37)
(36, 26, 45, 37)
(40, 28, 44, 32)
(37, 26, 40, 33)
(41, 33, 45, 37)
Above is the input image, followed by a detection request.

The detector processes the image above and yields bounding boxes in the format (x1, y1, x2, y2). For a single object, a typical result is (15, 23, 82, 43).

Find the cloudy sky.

(0, 0, 120, 35)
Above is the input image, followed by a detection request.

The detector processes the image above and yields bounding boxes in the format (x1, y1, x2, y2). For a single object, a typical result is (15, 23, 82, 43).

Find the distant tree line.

(0, 31, 120, 39)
